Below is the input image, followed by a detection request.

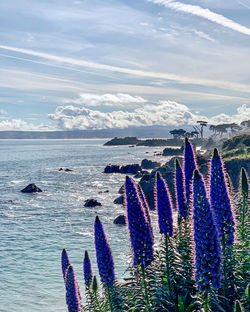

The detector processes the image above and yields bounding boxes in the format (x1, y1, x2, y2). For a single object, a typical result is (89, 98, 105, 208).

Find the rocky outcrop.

(113, 215, 126, 225)
(163, 146, 183, 156)
(84, 199, 102, 207)
(21, 184, 42, 193)
(114, 154, 210, 210)
(141, 159, 161, 169)
(104, 165, 120, 173)
(104, 137, 141, 146)
(104, 164, 141, 174)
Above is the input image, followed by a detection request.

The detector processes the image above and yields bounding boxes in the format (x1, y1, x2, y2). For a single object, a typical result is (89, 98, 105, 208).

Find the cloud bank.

(149, 0, 250, 35)
(48, 94, 250, 130)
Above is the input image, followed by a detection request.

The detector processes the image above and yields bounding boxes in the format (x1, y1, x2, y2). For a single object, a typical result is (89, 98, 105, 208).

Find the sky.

(0, 0, 250, 131)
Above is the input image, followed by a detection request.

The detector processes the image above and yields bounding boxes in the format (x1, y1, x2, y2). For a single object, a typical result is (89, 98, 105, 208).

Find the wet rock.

(104, 164, 141, 174)
(59, 168, 73, 172)
(163, 146, 183, 156)
(21, 184, 42, 193)
(119, 164, 141, 174)
(104, 165, 120, 173)
(84, 199, 102, 207)
(114, 215, 126, 225)
(141, 159, 161, 169)
(114, 195, 123, 205)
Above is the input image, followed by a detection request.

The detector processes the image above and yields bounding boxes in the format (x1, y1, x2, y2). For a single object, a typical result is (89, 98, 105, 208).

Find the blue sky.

(0, 0, 250, 130)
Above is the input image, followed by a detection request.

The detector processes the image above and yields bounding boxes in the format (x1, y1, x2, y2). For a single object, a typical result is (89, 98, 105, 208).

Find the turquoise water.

(0, 139, 166, 312)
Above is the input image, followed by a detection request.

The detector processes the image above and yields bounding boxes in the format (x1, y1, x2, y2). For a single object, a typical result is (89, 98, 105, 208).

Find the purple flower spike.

(210, 148, 235, 246)
(175, 159, 188, 219)
(83, 251, 93, 288)
(124, 176, 154, 267)
(193, 170, 221, 293)
(155, 172, 174, 236)
(62, 248, 71, 280)
(184, 138, 197, 207)
(137, 184, 154, 239)
(94, 216, 115, 286)
(65, 265, 82, 312)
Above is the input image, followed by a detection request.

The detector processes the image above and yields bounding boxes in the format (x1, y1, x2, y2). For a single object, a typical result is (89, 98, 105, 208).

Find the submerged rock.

(84, 199, 102, 207)
(59, 168, 73, 172)
(21, 184, 42, 193)
(113, 215, 126, 225)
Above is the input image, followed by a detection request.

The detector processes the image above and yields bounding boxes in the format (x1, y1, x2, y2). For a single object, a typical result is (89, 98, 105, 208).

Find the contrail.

(148, 0, 250, 35)
(0, 44, 249, 93)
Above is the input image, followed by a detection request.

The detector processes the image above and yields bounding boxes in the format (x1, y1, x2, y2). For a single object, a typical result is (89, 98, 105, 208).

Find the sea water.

(0, 139, 168, 312)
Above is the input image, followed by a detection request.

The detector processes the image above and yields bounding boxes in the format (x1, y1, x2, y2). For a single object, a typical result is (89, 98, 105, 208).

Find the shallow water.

(0, 139, 168, 312)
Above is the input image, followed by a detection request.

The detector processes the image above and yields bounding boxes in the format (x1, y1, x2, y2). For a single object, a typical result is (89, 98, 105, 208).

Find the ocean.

(0, 139, 167, 312)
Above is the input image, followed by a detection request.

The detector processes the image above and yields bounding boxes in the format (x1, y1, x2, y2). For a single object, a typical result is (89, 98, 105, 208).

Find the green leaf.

(178, 296, 185, 312)
(245, 284, 250, 305)
(234, 300, 243, 312)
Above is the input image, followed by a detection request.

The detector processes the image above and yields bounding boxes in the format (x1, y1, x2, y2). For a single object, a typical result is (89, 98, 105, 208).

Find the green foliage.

(61, 144, 249, 312)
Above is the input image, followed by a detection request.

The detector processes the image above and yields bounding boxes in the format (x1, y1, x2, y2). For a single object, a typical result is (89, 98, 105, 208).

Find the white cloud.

(0, 45, 250, 93)
(0, 119, 54, 131)
(49, 98, 250, 130)
(149, 0, 250, 35)
(210, 104, 250, 124)
(65, 93, 146, 108)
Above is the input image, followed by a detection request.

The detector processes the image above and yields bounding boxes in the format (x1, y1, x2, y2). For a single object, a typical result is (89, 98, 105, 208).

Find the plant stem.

(107, 286, 113, 312)
(94, 290, 104, 312)
(240, 193, 248, 241)
(203, 293, 209, 312)
(164, 234, 171, 291)
(141, 264, 150, 309)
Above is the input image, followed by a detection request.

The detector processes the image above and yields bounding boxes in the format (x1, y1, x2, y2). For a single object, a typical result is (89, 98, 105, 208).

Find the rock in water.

(21, 184, 42, 193)
(84, 199, 102, 207)
(141, 159, 161, 169)
(113, 215, 126, 225)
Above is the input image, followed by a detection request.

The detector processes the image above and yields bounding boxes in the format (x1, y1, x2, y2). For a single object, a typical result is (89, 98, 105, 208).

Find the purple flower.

(83, 250, 93, 288)
(184, 138, 197, 207)
(210, 148, 235, 246)
(155, 172, 173, 236)
(175, 159, 188, 219)
(124, 176, 154, 267)
(193, 170, 221, 292)
(62, 248, 71, 280)
(65, 265, 82, 312)
(137, 184, 153, 239)
(94, 216, 115, 286)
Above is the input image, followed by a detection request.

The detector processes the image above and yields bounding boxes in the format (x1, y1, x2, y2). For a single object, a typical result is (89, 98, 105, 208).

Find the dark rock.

(59, 168, 73, 172)
(114, 195, 123, 205)
(141, 159, 161, 169)
(98, 190, 109, 194)
(105, 164, 141, 174)
(113, 215, 126, 225)
(224, 158, 250, 190)
(163, 146, 183, 156)
(21, 183, 42, 193)
(119, 164, 141, 174)
(84, 199, 102, 207)
(104, 137, 141, 146)
(104, 165, 120, 173)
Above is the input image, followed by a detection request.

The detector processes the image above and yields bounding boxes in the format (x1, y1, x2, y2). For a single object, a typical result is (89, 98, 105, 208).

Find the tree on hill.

(193, 120, 208, 139)
(169, 129, 186, 138)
